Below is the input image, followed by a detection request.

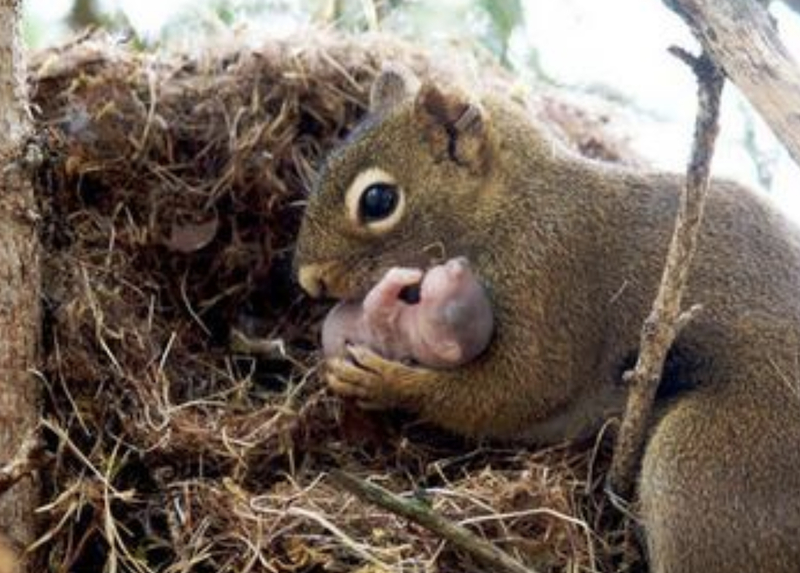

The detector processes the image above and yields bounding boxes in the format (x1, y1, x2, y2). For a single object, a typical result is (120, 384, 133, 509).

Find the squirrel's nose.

(298, 264, 328, 299)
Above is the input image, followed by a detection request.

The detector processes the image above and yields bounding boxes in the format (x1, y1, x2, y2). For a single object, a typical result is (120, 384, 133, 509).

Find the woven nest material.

(30, 31, 642, 572)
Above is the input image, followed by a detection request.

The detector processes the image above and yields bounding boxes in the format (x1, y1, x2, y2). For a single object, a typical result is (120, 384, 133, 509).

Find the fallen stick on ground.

(329, 469, 541, 573)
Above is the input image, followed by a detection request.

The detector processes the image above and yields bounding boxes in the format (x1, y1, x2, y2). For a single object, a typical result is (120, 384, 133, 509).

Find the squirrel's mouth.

(298, 251, 433, 303)
(297, 260, 369, 301)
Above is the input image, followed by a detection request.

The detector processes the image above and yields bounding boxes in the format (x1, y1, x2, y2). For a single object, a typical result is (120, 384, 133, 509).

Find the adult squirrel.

(294, 65, 800, 573)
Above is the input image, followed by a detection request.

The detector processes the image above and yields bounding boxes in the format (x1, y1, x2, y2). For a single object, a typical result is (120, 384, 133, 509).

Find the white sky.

(523, 0, 800, 220)
(25, 0, 800, 219)
(28, 0, 192, 37)
(112, 0, 193, 33)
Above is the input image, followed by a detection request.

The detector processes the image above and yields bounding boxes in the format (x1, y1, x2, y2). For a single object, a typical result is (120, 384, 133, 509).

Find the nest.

(29, 31, 643, 572)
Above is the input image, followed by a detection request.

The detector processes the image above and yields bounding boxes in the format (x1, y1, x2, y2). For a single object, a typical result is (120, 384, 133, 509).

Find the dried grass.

(29, 31, 643, 572)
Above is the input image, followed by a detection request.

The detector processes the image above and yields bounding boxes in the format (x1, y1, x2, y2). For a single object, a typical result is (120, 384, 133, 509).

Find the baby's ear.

(414, 83, 490, 175)
(369, 63, 421, 115)
(435, 340, 464, 364)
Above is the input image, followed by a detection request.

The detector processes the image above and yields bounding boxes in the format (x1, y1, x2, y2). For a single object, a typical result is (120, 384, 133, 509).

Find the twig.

(329, 470, 540, 573)
(0, 430, 40, 497)
(607, 50, 725, 499)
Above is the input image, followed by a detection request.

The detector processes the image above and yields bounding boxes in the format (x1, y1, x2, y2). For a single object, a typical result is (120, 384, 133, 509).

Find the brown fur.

(294, 68, 800, 573)
(0, 533, 20, 573)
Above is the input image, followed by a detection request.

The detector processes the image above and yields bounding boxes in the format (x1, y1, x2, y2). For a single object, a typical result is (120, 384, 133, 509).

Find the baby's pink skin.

(321, 257, 494, 369)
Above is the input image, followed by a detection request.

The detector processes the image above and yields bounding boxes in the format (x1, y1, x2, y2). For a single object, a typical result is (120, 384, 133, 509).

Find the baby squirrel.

(322, 257, 494, 368)
(294, 65, 800, 573)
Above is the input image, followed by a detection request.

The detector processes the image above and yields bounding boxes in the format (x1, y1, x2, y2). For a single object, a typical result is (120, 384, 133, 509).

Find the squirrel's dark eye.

(359, 183, 399, 222)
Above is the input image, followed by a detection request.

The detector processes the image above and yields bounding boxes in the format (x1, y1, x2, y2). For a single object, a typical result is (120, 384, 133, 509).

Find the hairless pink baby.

(322, 257, 494, 368)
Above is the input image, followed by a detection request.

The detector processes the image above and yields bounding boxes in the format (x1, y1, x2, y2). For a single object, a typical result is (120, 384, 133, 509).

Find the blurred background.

(23, 0, 800, 219)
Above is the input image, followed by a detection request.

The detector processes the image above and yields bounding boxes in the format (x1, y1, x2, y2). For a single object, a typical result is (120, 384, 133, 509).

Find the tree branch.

(0, 1, 42, 569)
(0, 0, 31, 152)
(607, 50, 725, 499)
(665, 0, 800, 167)
(0, 431, 40, 498)
(329, 470, 540, 573)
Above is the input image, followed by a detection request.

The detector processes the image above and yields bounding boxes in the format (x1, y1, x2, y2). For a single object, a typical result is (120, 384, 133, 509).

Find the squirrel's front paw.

(325, 344, 434, 410)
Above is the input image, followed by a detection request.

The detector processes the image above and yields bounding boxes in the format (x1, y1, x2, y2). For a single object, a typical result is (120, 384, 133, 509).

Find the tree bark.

(0, 0, 41, 569)
(665, 0, 800, 167)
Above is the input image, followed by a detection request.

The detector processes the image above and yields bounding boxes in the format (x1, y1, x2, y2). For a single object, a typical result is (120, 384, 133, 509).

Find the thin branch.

(607, 50, 725, 499)
(329, 470, 540, 573)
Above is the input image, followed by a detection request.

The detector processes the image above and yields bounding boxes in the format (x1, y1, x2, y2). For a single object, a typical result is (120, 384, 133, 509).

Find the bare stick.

(329, 470, 540, 573)
(665, 0, 800, 167)
(0, 431, 39, 498)
(607, 51, 725, 499)
(0, 0, 42, 568)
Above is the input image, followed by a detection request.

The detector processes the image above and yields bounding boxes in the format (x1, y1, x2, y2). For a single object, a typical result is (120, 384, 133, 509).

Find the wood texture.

(666, 0, 800, 166)
(0, 0, 41, 567)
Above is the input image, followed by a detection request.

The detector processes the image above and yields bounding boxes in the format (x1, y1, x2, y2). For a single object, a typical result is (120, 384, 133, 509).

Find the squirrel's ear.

(369, 64, 420, 115)
(414, 83, 489, 174)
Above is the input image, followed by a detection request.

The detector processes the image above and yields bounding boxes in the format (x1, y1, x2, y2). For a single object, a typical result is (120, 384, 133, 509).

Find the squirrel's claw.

(325, 344, 433, 410)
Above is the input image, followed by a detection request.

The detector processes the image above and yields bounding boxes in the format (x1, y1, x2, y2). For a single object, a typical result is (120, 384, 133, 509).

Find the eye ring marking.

(344, 167, 406, 233)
